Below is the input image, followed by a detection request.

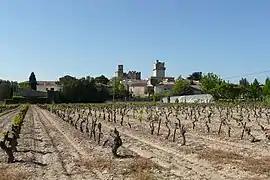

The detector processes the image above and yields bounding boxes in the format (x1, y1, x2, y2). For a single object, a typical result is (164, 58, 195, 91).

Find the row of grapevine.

(40, 102, 269, 156)
(0, 104, 19, 114)
(0, 105, 29, 163)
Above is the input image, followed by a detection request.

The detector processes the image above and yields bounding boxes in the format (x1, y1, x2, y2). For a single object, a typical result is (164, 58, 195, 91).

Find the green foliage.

(175, 98, 179, 103)
(94, 75, 110, 85)
(200, 73, 223, 93)
(0, 80, 13, 101)
(29, 72, 38, 91)
(187, 72, 202, 81)
(111, 77, 129, 99)
(57, 75, 109, 103)
(263, 77, 270, 97)
(2, 131, 7, 137)
(19, 82, 31, 90)
(211, 82, 241, 100)
(12, 105, 29, 126)
(239, 78, 249, 87)
(172, 79, 190, 95)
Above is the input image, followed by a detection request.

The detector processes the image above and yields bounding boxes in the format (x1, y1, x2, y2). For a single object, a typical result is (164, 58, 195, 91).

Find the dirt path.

(32, 106, 105, 180)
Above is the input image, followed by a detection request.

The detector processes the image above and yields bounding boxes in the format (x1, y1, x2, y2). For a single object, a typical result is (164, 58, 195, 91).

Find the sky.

(0, 0, 270, 84)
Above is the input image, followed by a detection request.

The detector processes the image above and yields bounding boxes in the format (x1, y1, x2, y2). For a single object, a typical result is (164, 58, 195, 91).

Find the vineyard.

(0, 102, 270, 180)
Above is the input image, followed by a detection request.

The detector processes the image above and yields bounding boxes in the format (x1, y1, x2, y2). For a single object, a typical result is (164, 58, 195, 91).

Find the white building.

(36, 81, 63, 92)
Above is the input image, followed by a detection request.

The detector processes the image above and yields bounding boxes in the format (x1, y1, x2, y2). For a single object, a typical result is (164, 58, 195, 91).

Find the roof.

(190, 85, 202, 90)
(157, 82, 175, 86)
(129, 82, 147, 87)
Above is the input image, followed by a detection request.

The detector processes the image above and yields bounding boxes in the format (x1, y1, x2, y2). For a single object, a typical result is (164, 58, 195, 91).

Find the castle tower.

(153, 60, 166, 77)
(115, 65, 124, 80)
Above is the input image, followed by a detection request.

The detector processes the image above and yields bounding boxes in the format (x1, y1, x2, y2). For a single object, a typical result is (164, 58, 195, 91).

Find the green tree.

(187, 72, 202, 81)
(263, 77, 270, 97)
(0, 80, 12, 100)
(94, 75, 110, 85)
(239, 78, 250, 99)
(239, 78, 249, 87)
(210, 82, 241, 101)
(172, 79, 190, 95)
(57, 75, 109, 103)
(200, 73, 223, 93)
(29, 72, 38, 91)
(250, 78, 261, 100)
(111, 77, 129, 99)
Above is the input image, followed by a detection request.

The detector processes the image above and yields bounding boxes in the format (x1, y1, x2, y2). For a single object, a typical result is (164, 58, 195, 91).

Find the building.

(115, 65, 124, 80)
(115, 65, 141, 80)
(36, 81, 63, 92)
(120, 80, 148, 97)
(154, 82, 174, 94)
(128, 80, 148, 97)
(153, 60, 166, 77)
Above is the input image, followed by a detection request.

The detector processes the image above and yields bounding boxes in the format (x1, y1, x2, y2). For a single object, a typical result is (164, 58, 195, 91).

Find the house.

(36, 81, 63, 92)
(154, 82, 174, 94)
(126, 80, 148, 97)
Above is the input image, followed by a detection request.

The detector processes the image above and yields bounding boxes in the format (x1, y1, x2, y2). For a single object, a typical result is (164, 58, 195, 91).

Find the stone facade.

(153, 60, 166, 77)
(115, 65, 141, 80)
(126, 80, 148, 97)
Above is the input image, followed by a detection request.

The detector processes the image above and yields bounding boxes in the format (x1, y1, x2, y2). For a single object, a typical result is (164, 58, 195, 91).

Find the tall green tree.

(57, 75, 109, 103)
(263, 77, 270, 97)
(0, 80, 12, 100)
(239, 78, 249, 87)
(111, 77, 129, 99)
(200, 73, 223, 94)
(239, 78, 250, 99)
(249, 78, 261, 100)
(29, 72, 38, 90)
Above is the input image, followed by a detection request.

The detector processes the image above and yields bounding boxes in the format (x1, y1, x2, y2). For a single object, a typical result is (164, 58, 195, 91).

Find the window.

(50, 88, 54, 91)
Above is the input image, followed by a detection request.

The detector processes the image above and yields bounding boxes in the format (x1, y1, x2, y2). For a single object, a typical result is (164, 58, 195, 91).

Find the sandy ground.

(0, 105, 269, 180)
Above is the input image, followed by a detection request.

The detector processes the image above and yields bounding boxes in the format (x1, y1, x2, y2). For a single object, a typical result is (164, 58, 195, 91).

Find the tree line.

(1, 71, 270, 103)
(169, 72, 270, 102)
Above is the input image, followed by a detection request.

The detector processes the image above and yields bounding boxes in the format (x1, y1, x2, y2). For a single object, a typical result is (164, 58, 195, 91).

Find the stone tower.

(115, 65, 124, 80)
(153, 60, 166, 77)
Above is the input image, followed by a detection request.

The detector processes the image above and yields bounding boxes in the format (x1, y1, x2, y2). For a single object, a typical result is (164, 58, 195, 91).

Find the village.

(0, 60, 203, 103)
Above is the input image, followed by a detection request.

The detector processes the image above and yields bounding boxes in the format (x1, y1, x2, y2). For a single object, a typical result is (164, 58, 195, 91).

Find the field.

(0, 103, 270, 180)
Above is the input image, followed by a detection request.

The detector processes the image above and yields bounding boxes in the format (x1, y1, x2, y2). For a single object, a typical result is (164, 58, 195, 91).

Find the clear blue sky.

(1, 0, 270, 84)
